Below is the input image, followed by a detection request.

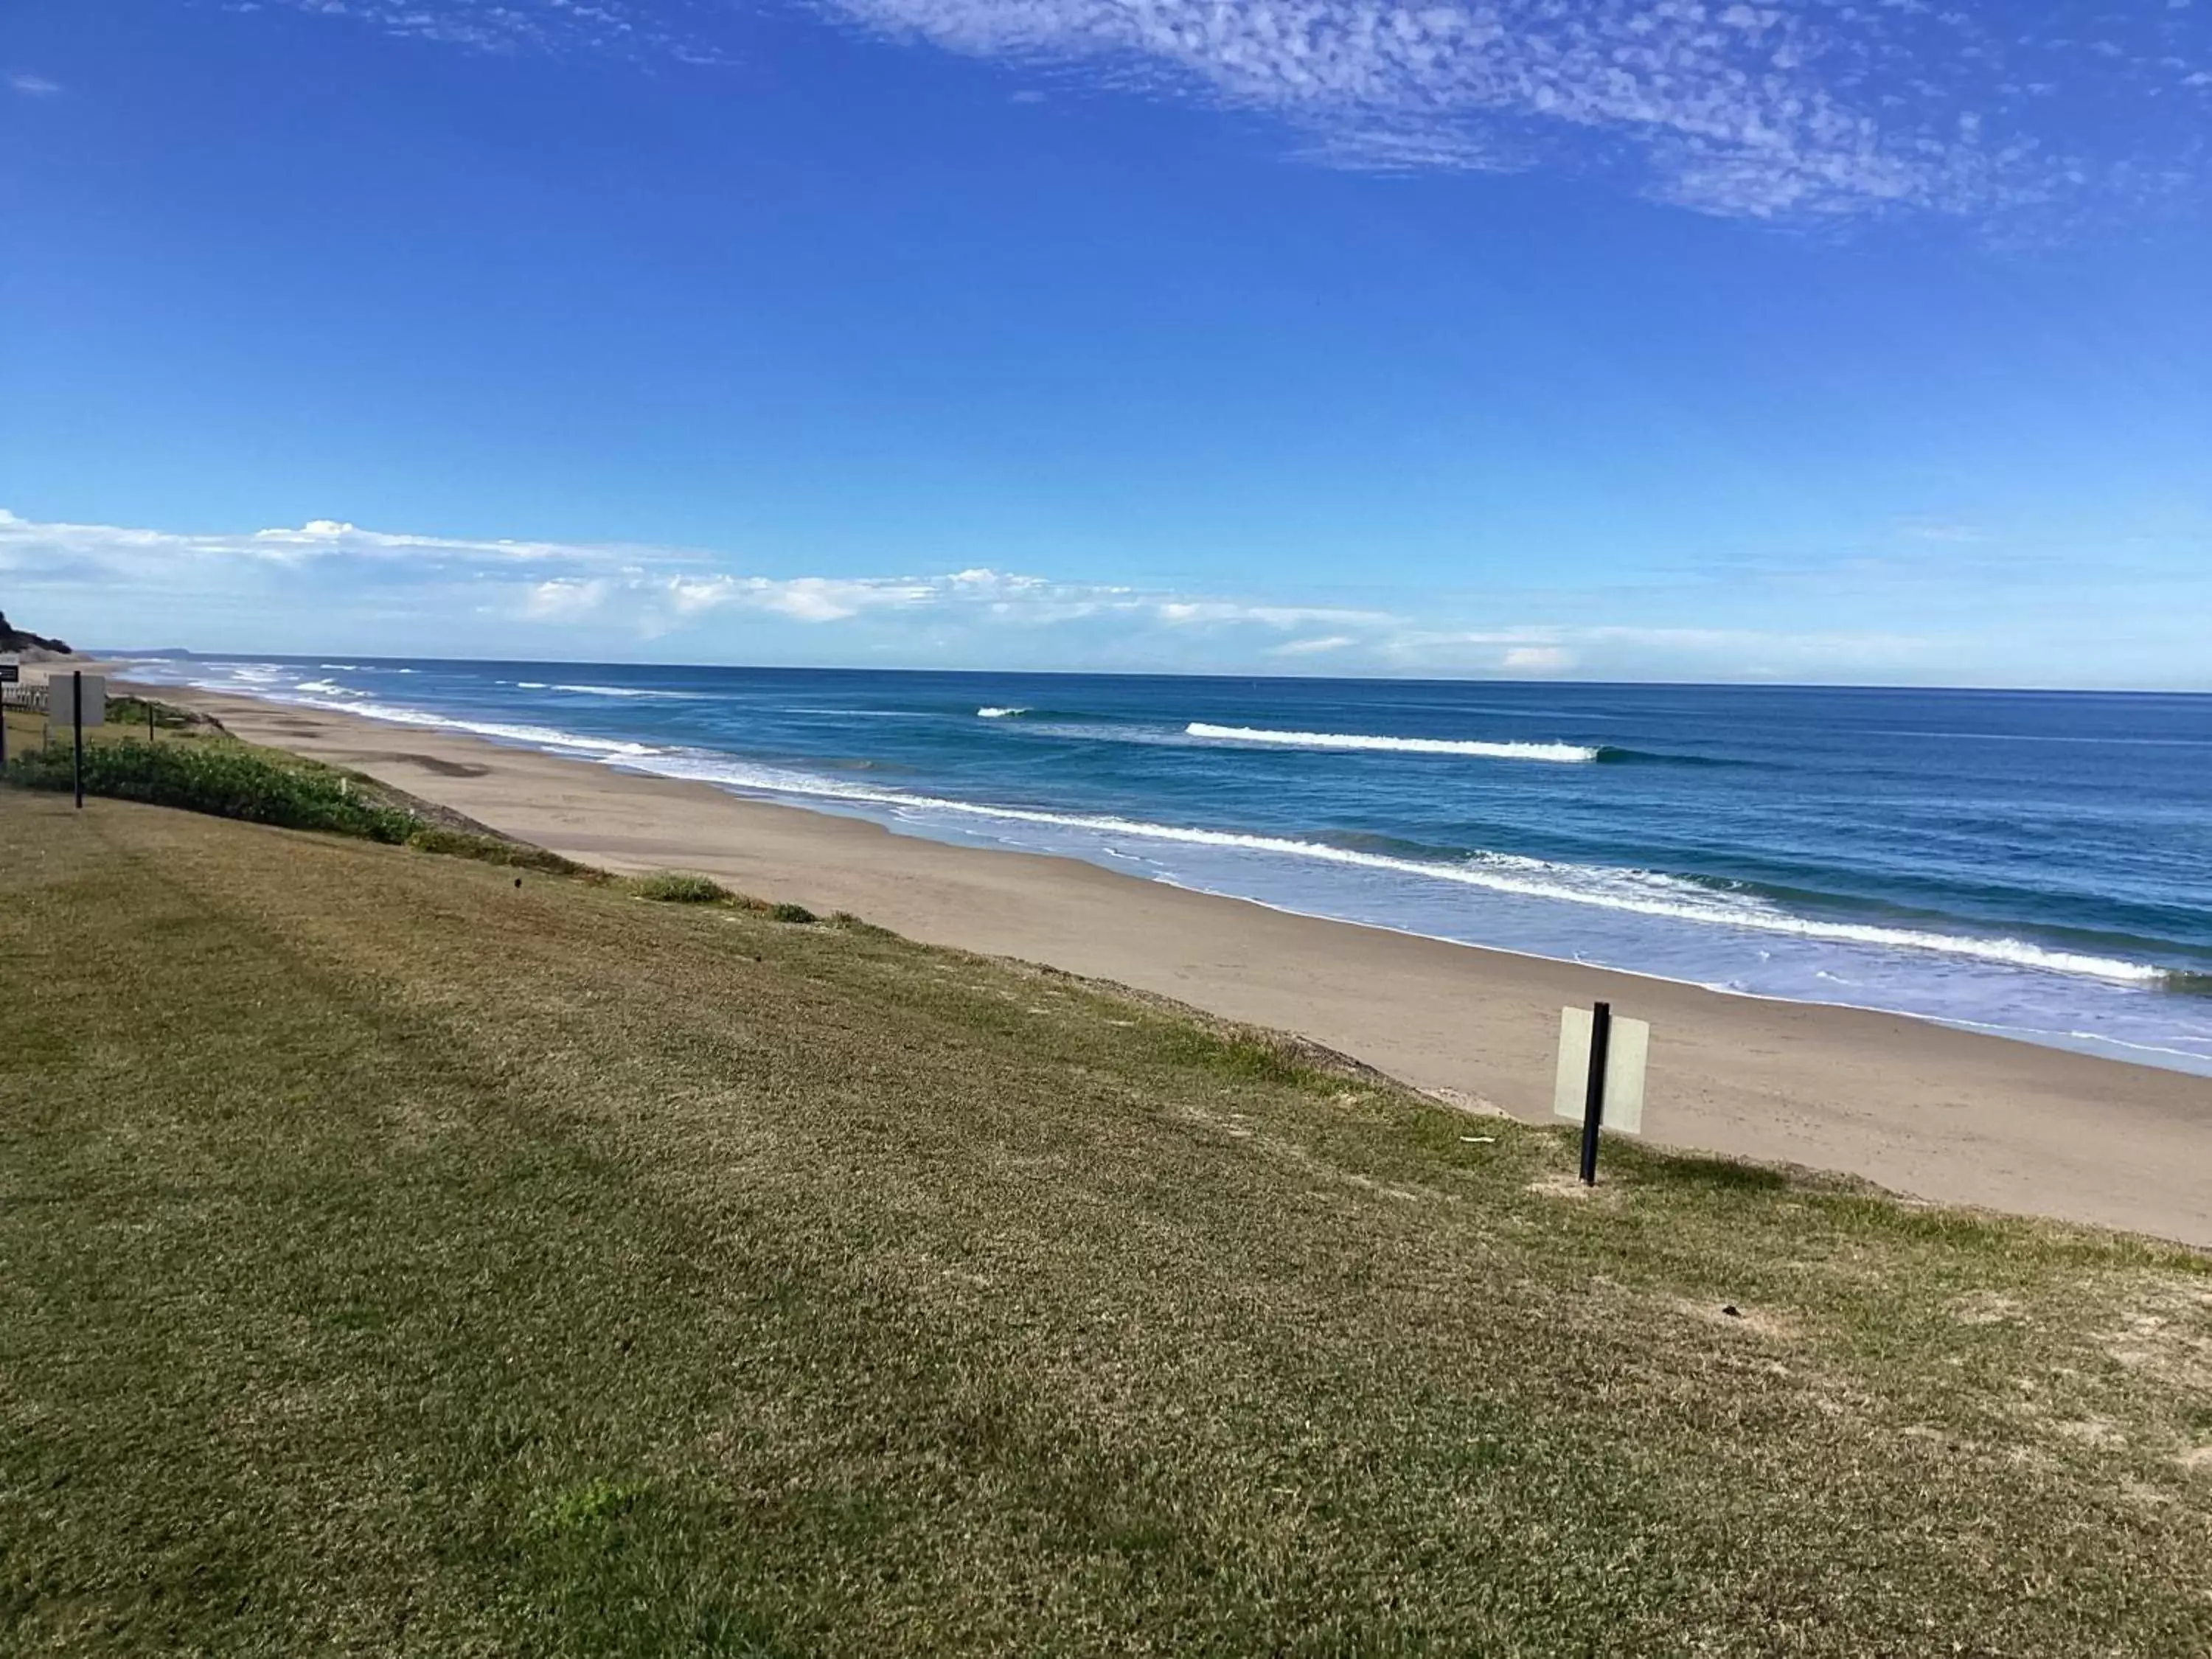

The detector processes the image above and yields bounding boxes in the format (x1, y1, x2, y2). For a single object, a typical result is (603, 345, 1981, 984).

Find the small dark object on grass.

(1722, 1305, 1742, 1318)
(769, 902, 817, 925)
(515, 877, 523, 889)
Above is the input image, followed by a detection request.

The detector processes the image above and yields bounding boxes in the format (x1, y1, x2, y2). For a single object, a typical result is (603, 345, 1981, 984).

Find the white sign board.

(1551, 1007, 1649, 1135)
(48, 673, 105, 728)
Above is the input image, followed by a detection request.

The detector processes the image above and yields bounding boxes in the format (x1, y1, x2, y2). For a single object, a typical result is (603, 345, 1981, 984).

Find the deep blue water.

(129, 656, 2212, 1077)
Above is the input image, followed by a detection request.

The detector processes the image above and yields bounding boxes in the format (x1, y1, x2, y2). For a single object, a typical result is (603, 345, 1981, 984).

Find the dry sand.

(143, 683, 2212, 1248)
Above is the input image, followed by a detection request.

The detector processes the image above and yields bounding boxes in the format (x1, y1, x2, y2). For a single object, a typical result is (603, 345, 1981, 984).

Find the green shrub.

(631, 872, 731, 904)
(407, 826, 589, 877)
(105, 696, 198, 731)
(1160, 1027, 1327, 1087)
(769, 902, 817, 925)
(4, 740, 417, 842)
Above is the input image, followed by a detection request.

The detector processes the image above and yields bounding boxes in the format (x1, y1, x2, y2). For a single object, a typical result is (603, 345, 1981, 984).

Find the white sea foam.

(293, 679, 358, 696)
(145, 660, 2175, 994)
(978, 706, 1029, 719)
(516, 681, 549, 689)
(275, 695, 661, 757)
(550, 683, 709, 700)
(1186, 723, 1599, 763)
(619, 751, 2167, 986)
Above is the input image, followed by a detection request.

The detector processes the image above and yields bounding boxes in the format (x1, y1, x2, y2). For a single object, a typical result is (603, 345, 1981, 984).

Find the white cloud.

(1898, 521, 1988, 545)
(29, 505, 2151, 683)
(0, 505, 1394, 644)
(248, 0, 2212, 224)
(8, 73, 61, 97)
(522, 577, 613, 619)
(1501, 644, 1573, 672)
(1156, 599, 1387, 629)
(1374, 621, 1936, 678)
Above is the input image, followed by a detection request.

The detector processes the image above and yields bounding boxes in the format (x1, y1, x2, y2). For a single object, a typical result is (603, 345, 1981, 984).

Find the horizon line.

(88, 647, 2212, 700)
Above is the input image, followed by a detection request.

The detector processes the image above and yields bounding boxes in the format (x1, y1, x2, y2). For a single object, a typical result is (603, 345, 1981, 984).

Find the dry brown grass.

(3, 791, 2209, 1655)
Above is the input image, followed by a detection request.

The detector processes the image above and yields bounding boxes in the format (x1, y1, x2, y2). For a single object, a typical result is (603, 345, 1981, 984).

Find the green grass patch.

(103, 695, 201, 731)
(4, 734, 420, 841)
(2, 793, 2208, 1655)
(3, 715, 595, 881)
(1158, 1023, 1334, 1087)
(631, 871, 734, 903)
(404, 824, 594, 877)
(767, 901, 817, 925)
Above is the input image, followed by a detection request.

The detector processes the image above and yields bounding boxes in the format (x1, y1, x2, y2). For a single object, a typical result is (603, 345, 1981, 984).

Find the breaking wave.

(622, 750, 2175, 987)
(550, 684, 710, 700)
(1186, 723, 1600, 764)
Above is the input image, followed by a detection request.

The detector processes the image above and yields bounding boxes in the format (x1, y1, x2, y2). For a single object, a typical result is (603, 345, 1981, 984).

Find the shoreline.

(134, 678, 2212, 1246)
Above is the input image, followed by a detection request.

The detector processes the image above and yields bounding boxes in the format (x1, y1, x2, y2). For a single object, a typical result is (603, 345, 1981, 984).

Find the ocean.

(125, 656, 2212, 1079)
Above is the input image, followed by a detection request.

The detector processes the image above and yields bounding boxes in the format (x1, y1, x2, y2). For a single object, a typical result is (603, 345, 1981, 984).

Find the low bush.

(105, 695, 200, 731)
(1159, 1026, 1329, 1087)
(4, 739, 417, 842)
(768, 902, 818, 925)
(632, 872, 731, 904)
(407, 826, 591, 877)
(4, 734, 613, 885)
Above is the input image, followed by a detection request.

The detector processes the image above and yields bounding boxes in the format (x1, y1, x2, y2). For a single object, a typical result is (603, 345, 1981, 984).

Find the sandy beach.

(137, 681, 2212, 1247)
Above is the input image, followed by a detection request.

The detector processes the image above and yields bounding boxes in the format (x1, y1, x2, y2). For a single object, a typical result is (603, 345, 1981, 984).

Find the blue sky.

(3, 0, 2209, 685)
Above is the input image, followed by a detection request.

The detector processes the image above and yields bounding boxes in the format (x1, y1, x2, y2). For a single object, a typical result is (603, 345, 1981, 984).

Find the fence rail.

(1, 683, 49, 713)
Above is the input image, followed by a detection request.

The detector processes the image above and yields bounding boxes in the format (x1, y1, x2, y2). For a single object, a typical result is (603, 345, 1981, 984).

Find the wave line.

(1186, 722, 1599, 763)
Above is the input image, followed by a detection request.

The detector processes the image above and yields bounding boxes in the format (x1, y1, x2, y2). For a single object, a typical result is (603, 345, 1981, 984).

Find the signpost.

(0, 655, 15, 768)
(49, 672, 105, 811)
(1553, 1001, 1651, 1185)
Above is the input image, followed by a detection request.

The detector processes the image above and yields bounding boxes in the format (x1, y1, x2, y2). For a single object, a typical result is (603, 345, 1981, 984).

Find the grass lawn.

(2, 789, 2209, 1655)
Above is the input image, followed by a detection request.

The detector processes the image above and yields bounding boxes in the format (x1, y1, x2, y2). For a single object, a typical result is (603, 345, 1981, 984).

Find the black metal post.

(1578, 999, 1613, 1186)
(147, 700, 156, 742)
(72, 670, 84, 810)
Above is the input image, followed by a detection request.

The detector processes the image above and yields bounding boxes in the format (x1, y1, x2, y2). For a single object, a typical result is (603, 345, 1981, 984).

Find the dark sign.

(0, 664, 18, 684)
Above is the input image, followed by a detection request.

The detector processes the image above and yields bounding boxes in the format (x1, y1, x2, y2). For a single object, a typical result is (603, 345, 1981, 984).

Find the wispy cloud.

(1897, 521, 1988, 546)
(0, 505, 1960, 678)
(9, 72, 62, 97)
(0, 507, 1382, 641)
(249, 0, 2212, 224)
(1269, 633, 1357, 657)
(1374, 622, 1940, 678)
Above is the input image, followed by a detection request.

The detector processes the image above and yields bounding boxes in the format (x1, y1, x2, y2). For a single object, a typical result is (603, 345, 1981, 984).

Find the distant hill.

(0, 611, 73, 657)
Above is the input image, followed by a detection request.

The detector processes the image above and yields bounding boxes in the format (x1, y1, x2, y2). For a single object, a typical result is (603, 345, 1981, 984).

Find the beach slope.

(145, 685, 2212, 1247)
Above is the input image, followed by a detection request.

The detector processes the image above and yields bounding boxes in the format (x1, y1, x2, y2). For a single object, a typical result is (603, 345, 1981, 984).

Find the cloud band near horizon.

(0, 504, 1955, 681)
